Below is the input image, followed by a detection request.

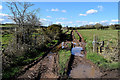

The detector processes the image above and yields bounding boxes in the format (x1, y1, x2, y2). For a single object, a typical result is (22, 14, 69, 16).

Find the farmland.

(75, 29, 118, 55)
(1, 2, 120, 79)
(73, 29, 119, 68)
(1, 26, 120, 79)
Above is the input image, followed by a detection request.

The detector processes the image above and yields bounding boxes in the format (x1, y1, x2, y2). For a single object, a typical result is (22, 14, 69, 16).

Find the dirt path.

(18, 53, 59, 79)
(69, 56, 102, 78)
(17, 30, 70, 79)
(17, 30, 118, 79)
(37, 53, 59, 79)
(68, 30, 102, 78)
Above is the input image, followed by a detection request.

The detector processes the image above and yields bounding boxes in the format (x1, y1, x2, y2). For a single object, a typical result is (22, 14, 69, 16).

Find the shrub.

(94, 23, 103, 30)
(109, 25, 116, 30)
(47, 24, 62, 40)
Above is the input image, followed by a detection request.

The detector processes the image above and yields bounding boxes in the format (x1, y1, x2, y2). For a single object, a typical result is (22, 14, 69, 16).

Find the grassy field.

(77, 29, 118, 43)
(2, 28, 119, 78)
(75, 29, 118, 52)
(1, 33, 13, 49)
(73, 29, 119, 70)
(0, 25, 17, 27)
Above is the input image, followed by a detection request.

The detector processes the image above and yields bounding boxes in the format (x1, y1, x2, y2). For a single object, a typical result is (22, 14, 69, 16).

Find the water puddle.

(71, 47, 84, 57)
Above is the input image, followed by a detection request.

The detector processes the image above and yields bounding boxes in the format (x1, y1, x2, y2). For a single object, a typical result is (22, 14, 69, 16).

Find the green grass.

(22, 52, 45, 64)
(66, 30, 71, 34)
(46, 40, 58, 48)
(86, 52, 120, 70)
(2, 34, 13, 44)
(58, 50, 71, 75)
(1, 33, 13, 49)
(77, 29, 118, 45)
(62, 29, 71, 34)
(73, 29, 119, 70)
(74, 31, 80, 40)
(62, 29, 68, 33)
(3, 66, 21, 79)
(73, 29, 118, 52)
(0, 24, 17, 27)
(3, 52, 45, 79)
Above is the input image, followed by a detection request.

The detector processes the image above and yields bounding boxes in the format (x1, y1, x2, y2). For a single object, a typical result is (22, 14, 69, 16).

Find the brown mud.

(67, 30, 102, 78)
(17, 30, 119, 79)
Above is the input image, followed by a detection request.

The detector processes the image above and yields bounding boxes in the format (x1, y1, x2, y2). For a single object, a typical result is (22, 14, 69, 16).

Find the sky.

(0, 2, 119, 27)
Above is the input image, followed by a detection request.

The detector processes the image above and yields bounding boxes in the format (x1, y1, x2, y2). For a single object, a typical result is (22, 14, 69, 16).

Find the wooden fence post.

(100, 41, 104, 53)
(93, 35, 98, 53)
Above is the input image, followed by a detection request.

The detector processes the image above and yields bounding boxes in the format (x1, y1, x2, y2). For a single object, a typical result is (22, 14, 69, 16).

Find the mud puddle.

(68, 56, 102, 78)
(66, 30, 102, 78)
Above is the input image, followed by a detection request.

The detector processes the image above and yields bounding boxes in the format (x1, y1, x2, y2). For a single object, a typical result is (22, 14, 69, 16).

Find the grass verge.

(3, 52, 45, 79)
(58, 49, 71, 75)
(86, 52, 120, 70)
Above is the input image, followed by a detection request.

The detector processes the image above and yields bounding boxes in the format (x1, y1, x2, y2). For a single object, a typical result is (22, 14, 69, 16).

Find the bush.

(47, 24, 62, 40)
(109, 25, 116, 30)
(94, 23, 103, 30)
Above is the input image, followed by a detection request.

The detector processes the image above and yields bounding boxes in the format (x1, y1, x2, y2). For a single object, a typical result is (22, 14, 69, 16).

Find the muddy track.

(16, 30, 103, 79)
(67, 30, 102, 78)
(18, 53, 59, 79)
(16, 31, 70, 79)
(67, 30, 119, 78)
(14, 42, 61, 79)
(36, 53, 59, 79)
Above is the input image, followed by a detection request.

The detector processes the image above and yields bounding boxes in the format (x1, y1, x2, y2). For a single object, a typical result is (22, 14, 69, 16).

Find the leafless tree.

(6, 2, 41, 44)
(6, 2, 40, 26)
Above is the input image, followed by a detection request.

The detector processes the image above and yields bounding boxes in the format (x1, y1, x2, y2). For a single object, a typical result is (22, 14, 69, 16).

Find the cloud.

(55, 21, 73, 25)
(79, 9, 98, 16)
(56, 22, 63, 24)
(0, 13, 9, 16)
(100, 20, 109, 25)
(79, 14, 87, 16)
(0, 19, 4, 21)
(0, 5, 2, 10)
(51, 8, 59, 12)
(86, 9, 98, 14)
(4, 21, 15, 24)
(76, 21, 88, 24)
(98, 6, 103, 11)
(39, 18, 47, 22)
(109, 23, 116, 25)
(61, 10, 66, 13)
(47, 8, 66, 13)
(101, 20, 108, 23)
(89, 22, 94, 24)
(111, 19, 119, 22)
(46, 16, 52, 18)
(57, 17, 67, 20)
(39, 18, 52, 26)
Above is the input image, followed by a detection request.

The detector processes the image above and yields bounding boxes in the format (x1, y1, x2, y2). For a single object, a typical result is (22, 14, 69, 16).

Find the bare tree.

(6, 2, 40, 26)
(6, 2, 41, 44)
